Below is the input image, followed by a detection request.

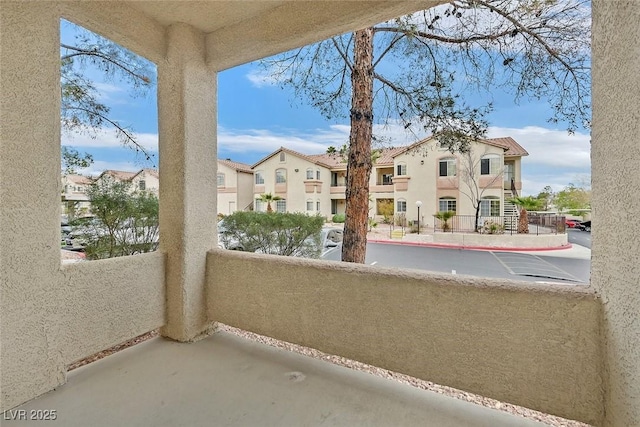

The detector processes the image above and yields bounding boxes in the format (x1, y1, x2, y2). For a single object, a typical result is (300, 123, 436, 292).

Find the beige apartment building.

(249, 136, 527, 226)
(216, 159, 254, 215)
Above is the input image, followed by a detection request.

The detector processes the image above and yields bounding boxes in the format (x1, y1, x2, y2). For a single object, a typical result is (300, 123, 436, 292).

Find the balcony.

(4, 250, 601, 426)
(5, 328, 561, 427)
(2, 2, 639, 426)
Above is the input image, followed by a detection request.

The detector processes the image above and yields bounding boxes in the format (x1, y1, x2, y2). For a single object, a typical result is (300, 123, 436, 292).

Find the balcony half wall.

(207, 249, 603, 425)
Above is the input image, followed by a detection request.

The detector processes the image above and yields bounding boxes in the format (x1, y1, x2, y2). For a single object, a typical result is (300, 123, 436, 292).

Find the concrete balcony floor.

(6, 331, 547, 427)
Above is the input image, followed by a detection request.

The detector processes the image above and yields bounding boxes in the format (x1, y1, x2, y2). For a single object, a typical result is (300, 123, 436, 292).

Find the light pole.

(416, 200, 423, 234)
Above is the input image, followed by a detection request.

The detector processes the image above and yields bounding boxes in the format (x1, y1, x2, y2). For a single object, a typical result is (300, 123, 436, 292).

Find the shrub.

(480, 220, 504, 234)
(219, 211, 324, 258)
(332, 213, 346, 223)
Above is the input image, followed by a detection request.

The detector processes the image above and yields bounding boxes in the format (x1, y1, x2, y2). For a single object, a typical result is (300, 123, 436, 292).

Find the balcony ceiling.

(126, 1, 436, 68)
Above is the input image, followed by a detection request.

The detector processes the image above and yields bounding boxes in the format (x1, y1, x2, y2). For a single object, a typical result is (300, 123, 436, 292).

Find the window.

(504, 163, 514, 183)
(382, 173, 393, 185)
(276, 169, 287, 183)
(396, 163, 407, 176)
(216, 174, 224, 187)
(396, 199, 407, 212)
(275, 199, 286, 213)
(439, 158, 456, 177)
(306, 168, 314, 179)
(279, 152, 286, 162)
(480, 198, 500, 216)
(255, 171, 264, 185)
(307, 200, 314, 211)
(316, 200, 320, 211)
(255, 199, 265, 212)
(480, 155, 501, 175)
(439, 197, 457, 212)
(316, 170, 321, 180)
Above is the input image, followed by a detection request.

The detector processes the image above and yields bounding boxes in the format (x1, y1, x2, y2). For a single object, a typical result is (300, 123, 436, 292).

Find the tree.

(262, 0, 590, 263)
(454, 146, 505, 232)
(509, 196, 541, 234)
(75, 177, 159, 259)
(554, 183, 590, 212)
(259, 193, 283, 213)
(219, 211, 324, 258)
(535, 185, 555, 211)
(61, 21, 156, 165)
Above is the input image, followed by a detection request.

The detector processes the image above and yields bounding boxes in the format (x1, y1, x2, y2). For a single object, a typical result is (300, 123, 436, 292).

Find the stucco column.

(158, 24, 217, 341)
(0, 3, 65, 410)
(592, 1, 640, 425)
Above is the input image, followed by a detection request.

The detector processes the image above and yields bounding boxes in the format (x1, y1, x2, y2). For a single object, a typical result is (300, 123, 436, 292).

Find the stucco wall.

(592, 1, 640, 426)
(0, 2, 167, 411)
(207, 250, 603, 425)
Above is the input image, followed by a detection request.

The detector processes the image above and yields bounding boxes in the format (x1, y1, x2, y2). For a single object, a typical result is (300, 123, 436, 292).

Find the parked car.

(576, 220, 591, 232)
(565, 219, 581, 228)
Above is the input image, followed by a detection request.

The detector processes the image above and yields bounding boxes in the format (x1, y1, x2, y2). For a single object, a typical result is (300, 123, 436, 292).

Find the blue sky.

(61, 20, 591, 196)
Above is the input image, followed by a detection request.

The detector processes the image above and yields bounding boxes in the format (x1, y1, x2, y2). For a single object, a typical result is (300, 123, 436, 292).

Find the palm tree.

(509, 196, 540, 234)
(259, 193, 282, 213)
(435, 210, 456, 232)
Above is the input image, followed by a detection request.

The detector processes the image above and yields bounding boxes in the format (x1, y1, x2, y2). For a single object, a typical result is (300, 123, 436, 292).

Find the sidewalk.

(363, 224, 590, 260)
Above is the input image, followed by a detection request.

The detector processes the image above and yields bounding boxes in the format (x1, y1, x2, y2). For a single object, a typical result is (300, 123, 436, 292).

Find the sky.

(61, 19, 591, 197)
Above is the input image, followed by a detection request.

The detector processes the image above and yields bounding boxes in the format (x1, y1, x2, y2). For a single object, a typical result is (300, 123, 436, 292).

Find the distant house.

(95, 169, 159, 195)
(61, 174, 92, 218)
(217, 159, 254, 215)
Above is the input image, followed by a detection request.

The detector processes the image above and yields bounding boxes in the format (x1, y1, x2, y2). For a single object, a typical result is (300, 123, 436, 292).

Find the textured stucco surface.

(0, 2, 167, 411)
(157, 23, 218, 342)
(207, 250, 603, 425)
(1, 2, 70, 410)
(592, 1, 640, 426)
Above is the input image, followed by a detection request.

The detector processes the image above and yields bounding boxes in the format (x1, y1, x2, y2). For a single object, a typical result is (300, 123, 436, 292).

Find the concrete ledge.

(207, 249, 603, 425)
(431, 232, 568, 249)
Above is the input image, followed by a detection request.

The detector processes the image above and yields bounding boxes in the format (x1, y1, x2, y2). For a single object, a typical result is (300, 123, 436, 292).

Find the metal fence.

(432, 214, 566, 235)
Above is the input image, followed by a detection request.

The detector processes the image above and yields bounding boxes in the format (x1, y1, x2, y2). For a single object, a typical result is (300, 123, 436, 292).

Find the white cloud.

(245, 68, 280, 88)
(487, 126, 590, 169)
(62, 127, 159, 152)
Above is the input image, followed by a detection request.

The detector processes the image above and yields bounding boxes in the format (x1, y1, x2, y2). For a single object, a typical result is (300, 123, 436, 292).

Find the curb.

(367, 238, 573, 252)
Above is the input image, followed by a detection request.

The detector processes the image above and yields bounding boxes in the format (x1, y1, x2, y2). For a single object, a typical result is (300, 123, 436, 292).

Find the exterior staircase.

(503, 190, 519, 232)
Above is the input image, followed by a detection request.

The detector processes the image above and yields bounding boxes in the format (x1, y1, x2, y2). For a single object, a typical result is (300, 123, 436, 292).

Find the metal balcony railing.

(432, 214, 567, 235)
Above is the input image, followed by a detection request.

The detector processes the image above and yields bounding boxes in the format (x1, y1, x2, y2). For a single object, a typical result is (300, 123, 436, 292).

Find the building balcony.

(4, 250, 602, 426)
(370, 184, 395, 193)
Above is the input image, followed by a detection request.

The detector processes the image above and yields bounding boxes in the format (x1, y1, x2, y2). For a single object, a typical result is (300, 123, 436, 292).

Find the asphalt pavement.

(321, 227, 591, 285)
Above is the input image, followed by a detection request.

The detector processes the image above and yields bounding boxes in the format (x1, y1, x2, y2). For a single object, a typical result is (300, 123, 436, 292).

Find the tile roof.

(252, 147, 335, 169)
(132, 168, 159, 179)
(482, 137, 529, 157)
(64, 174, 93, 185)
(218, 159, 253, 173)
(248, 136, 527, 172)
(100, 170, 137, 181)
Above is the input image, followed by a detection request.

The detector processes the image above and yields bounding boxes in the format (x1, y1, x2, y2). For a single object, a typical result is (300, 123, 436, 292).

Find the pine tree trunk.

(342, 28, 374, 264)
